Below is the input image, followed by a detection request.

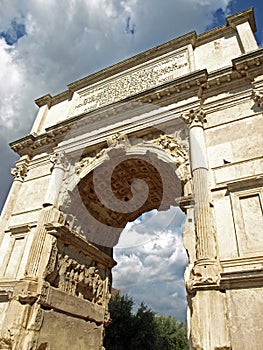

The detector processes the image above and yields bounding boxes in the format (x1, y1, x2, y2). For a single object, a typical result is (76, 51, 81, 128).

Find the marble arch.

(0, 8, 263, 350)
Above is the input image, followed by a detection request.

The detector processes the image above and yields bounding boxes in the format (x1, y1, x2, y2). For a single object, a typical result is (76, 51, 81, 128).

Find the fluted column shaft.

(182, 109, 217, 264)
(25, 151, 68, 278)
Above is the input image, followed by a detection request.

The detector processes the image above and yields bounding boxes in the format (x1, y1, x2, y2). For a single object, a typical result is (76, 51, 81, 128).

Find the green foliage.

(104, 294, 135, 350)
(132, 302, 156, 350)
(154, 315, 189, 350)
(104, 294, 189, 350)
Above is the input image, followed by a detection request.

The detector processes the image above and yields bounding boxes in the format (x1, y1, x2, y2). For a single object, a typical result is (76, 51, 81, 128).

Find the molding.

(221, 270, 263, 289)
(32, 9, 256, 109)
(212, 155, 263, 171)
(34, 94, 52, 108)
(7, 224, 32, 235)
(227, 175, 263, 192)
(226, 7, 256, 32)
(45, 223, 116, 268)
(233, 48, 263, 74)
(221, 255, 263, 269)
(39, 284, 105, 323)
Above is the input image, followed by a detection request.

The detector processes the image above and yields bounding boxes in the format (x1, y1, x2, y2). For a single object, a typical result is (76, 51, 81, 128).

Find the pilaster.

(0, 155, 30, 246)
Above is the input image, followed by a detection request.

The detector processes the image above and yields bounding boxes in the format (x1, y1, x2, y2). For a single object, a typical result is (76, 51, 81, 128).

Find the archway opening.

(63, 144, 189, 323)
(112, 206, 188, 321)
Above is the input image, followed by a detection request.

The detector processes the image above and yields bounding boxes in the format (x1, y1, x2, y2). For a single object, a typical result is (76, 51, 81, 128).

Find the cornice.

(67, 31, 197, 93)
(34, 8, 256, 109)
(35, 91, 72, 108)
(11, 47, 263, 157)
(226, 7, 256, 32)
(233, 47, 263, 74)
(35, 94, 52, 107)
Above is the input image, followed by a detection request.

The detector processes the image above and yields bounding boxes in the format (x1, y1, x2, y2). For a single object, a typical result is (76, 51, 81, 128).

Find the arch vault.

(0, 8, 263, 350)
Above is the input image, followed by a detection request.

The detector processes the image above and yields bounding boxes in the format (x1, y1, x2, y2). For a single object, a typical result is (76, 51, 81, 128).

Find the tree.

(104, 294, 134, 350)
(132, 302, 156, 350)
(104, 294, 189, 350)
(154, 315, 189, 350)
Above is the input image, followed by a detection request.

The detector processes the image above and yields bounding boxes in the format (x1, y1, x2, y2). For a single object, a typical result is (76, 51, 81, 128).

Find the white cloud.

(0, 0, 234, 320)
(113, 208, 188, 319)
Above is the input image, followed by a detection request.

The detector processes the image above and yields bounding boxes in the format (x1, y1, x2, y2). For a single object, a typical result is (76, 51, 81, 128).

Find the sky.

(0, 0, 263, 321)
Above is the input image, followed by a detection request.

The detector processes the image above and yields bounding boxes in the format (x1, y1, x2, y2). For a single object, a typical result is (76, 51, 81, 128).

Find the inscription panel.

(73, 47, 191, 116)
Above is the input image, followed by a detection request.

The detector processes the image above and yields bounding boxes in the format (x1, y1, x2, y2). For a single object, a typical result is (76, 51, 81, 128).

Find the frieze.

(45, 251, 110, 306)
(73, 48, 190, 115)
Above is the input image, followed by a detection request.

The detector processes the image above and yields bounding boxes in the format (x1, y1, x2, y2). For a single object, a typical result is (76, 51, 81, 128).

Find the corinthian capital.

(50, 151, 70, 171)
(181, 108, 207, 127)
(11, 163, 28, 182)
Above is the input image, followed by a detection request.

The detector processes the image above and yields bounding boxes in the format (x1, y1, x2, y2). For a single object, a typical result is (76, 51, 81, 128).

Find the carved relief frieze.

(44, 246, 111, 306)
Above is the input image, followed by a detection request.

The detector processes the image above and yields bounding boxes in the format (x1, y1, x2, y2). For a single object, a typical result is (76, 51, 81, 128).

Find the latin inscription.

(74, 48, 190, 115)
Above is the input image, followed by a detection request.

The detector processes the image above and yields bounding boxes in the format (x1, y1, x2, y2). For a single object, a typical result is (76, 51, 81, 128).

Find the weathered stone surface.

(38, 310, 104, 350)
(0, 7, 262, 350)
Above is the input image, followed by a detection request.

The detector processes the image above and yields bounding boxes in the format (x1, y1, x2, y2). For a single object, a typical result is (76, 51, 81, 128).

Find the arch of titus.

(0, 8, 263, 350)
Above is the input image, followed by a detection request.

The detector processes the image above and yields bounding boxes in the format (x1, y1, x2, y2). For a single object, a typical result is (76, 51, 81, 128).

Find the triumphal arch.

(0, 8, 262, 350)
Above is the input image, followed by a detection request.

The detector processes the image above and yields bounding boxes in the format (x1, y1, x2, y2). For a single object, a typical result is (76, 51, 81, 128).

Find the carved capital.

(11, 162, 28, 182)
(50, 151, 70, 171)
(252, 89, 263, 108)
(181, 108, 207, 128)
(186, 259, 221, 293)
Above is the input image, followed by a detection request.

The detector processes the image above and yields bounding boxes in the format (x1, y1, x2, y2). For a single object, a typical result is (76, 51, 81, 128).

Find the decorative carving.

(39, 282, 49, 305)
(0, 337, 12, 349)
(45, 251, 110, 306)
(252, 89, 263, 108)
(151, 134, 191, 185)
(106, 132, 130, 148)
(11, 163, 28, 182)
(50, 151, 70, 172)
(74, 49, 190, 115)
(186, 260, 221, 293)
(75, 148, 105, 175)
(44, 239, 58, 279)
(181, 108, 207, 127)
(33, 307, 44, 331)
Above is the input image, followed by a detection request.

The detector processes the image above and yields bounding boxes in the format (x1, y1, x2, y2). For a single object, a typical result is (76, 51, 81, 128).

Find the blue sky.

(0, 0, 262, 320)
